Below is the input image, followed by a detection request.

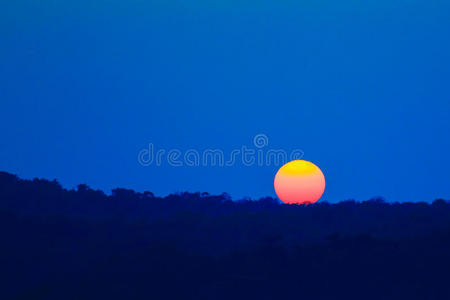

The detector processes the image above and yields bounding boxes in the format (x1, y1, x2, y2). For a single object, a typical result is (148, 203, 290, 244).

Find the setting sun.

(274, 160, 325, 204)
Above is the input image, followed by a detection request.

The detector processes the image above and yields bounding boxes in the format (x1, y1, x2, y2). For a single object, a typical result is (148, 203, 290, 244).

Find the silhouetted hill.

(1, 171, 450, 299)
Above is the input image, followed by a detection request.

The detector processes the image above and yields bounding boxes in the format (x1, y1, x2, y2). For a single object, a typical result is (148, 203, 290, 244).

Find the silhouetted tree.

(1, 171, 450, 299)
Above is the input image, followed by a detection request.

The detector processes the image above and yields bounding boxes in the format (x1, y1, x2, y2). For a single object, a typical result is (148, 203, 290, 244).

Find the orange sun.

(274, 160, 325, 204)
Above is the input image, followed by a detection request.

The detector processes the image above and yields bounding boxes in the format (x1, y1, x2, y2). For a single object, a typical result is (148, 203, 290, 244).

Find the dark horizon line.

(1, 170, 447, 205)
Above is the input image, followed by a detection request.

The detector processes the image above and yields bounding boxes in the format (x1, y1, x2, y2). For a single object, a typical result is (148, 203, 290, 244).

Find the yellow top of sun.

(278, 160, 319, 176)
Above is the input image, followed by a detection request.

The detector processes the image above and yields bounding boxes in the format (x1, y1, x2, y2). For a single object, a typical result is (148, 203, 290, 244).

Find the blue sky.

(1, 0, 449, 202)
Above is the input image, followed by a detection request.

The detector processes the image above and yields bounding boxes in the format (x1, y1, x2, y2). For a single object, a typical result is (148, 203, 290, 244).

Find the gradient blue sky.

(1, 0, 449, 202)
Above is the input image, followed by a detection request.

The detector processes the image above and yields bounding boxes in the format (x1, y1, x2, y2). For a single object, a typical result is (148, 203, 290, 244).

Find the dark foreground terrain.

(1, 171, 450, 299)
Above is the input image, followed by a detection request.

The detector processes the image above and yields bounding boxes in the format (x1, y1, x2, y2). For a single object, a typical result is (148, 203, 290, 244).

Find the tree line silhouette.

(1, 171, 450, 299)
